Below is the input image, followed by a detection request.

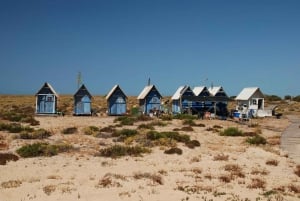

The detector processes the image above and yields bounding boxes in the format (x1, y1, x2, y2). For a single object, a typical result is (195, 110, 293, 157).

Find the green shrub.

(164, 132, 190, 143)
(113, 129, 138, 137)
(83, 126, 100, 135)
(160, 115, 173, 121)
(136, 115, 152, 121)
(0, 122, 33, 133)
(183, 119, 197, 126)
(97, 145, 151, 158)
(16, 142, 72, 158)
(220, 127, 243, 136)
(138, 123, 155, 130)
(0, 106, 39, 125)
(146, 131, 190, 143)
(62, 127, 77, 134)
(246, 135, 267, 145)
(164, 147, 183, 155)
(173, 114, 197, 120)
(130, 107, 140, 116)
(19, 129, 51, 139)
(100, 126, 116, 133)
(149, 120, 167, 127)
(114, 116, 135, 125)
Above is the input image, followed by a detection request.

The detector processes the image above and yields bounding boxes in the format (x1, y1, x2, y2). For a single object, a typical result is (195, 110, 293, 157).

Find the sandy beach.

(1, 114, 299, 201)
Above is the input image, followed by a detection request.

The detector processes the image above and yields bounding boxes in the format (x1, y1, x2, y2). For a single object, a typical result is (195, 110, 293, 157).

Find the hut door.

(82, 95, 91, 114)
(40, 95, 54, 113)
(117, 97, 126, 115)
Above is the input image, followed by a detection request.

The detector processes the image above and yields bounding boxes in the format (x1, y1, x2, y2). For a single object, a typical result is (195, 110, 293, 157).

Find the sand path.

(281, 115, 300, 164)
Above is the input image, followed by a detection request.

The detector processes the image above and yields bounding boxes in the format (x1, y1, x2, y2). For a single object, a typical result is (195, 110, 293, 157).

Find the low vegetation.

(96, 145, 151, 158)
(266, 159, 279, 166)
(164, 147, 183, 155)
(0, 122, 33, 133)
(246, 135, 267, 145)
(173, 114, 197, 120)
(295, 165, 300, 177)
(19, 128, 51, 139)
(220, 127, 243, 136)
(62, 127, 78, 134)
(0, 153, 19, 165)
(0, 105, 39, 125)
(16, 142, 73, 158)
(213, 153, 229, 161)
(83, 126, 100, 136)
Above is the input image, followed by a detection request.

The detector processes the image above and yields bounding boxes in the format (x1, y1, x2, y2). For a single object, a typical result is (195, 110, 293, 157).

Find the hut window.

(252, 99, 257, 105)
(47, 96, 53, 102)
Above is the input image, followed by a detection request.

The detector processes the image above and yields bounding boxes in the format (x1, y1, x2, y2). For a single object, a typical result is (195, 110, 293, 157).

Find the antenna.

(148, 77, 151, 86)
(77, 72, 82, 89)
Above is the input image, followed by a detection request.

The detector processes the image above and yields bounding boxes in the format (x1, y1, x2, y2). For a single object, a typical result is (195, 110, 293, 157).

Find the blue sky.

(0, 0, 299, 97)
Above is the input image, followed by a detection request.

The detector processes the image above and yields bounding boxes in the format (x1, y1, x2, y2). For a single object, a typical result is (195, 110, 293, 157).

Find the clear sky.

(0, 0, 299, 97)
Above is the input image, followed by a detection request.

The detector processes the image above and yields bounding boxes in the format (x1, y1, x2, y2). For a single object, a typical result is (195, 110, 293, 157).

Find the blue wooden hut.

(171, 85, 195, 114)
(35, 82, 58, 114)
(73, 84, 92, 116)
(137, 85, 162, 115)
(106, 85, 127, 116)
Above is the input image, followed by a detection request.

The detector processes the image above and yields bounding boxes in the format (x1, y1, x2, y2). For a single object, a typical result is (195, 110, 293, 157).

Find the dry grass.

(247, 178, 266, 189)
(224, 164, 245, 178)
(43, 185, 56, 195)
(1, 180, 22, 188)
(213, 153, 229, 161)
(0, 152, 19, 165)
(47, 175, 62, 180)
(96, 175, 122, 188)
(133, 172, 163, 185)
(295, 165, 300, 177)
(219, 174, 233, 183)
(288, 184, 300, 193)
(251, 168, 269, 176)
(266, 159, 279, 166)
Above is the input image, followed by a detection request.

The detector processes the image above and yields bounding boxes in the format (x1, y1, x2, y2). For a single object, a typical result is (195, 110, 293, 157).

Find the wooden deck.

(281, 115, 300, 164)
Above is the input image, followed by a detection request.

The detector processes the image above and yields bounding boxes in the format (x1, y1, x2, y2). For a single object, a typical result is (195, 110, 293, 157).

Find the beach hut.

(208, 86, 229, 118)
(137, 85, 162, 115)
(106, 85, 127, 116)
(73, 84, 92, 116)
(235, 87, 266, 118)
(192, 86, 212, 111)
(35, 82, 58, 114)
(171, 85, 195, 114)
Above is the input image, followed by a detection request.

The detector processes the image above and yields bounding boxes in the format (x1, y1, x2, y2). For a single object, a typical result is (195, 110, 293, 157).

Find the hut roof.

(36, 82, 58, 97)
(74, 84, 92, 98)
(171, 85, 194, 100)
(208, 86, 228, 97)
(137, 85, 162, 100)
(235, 87, 263, 100)
(193, 86, 210, 96)
(106, 85, 127, 100)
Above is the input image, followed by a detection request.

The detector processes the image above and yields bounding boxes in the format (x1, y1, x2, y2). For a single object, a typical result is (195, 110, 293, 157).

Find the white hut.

(235, 87, 270, 117)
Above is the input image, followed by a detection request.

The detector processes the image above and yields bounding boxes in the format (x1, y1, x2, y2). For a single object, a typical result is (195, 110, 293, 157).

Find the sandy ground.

(1, 115, 300, 201)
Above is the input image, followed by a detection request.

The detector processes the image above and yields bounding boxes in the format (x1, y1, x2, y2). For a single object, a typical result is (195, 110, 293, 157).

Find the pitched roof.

(171, 85, 194, 100)
(106, 85, 127, 100)
(208, 86, 228, 98)
(171, 86, 185, 100)
(193, 86, 209, 96)
(235, 87, 263, 100)
(74, 84, 92, 98)
(36, 82, 58, 97)
(137, 85, 161, 100)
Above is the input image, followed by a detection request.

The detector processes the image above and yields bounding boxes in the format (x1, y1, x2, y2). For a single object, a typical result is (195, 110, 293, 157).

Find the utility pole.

(77, 72, 82, 89)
